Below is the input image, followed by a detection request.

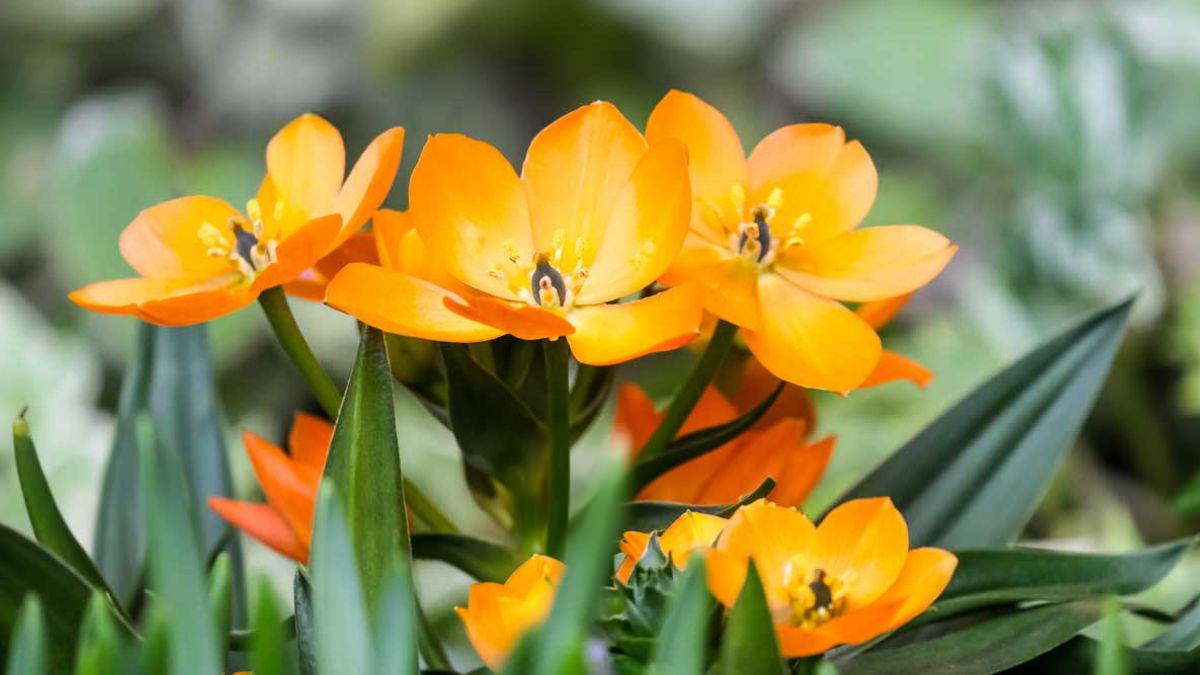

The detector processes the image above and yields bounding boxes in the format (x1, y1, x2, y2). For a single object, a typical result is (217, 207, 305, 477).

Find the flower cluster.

(72, 90, 958, 671)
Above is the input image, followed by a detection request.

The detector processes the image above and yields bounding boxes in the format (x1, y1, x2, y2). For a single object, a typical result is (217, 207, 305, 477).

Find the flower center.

(712, 183, 814, 269)
(197, 199, 281, 283)
(487, 228, 591, 311)
(782, 561, 849, 629)
(531, 257, 568, 307)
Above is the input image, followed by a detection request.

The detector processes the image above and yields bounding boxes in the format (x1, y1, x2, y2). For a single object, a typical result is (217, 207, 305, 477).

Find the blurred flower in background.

(4, 0, 1200, 657)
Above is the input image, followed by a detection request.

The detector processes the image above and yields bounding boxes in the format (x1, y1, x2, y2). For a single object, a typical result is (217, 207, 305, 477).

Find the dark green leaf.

(73, 593, 125, 675)
(648, 559, 711, 675)
(207, 553, 233, 658)
(0, 524, 107, 673)
(838, 602, 1103, 675)
(1174, 470, 1200, 515)
(632, 384, 782, 492)
(410, 533, 521, 582)
(310, 482, 371, 675)
(929, 540, 1192, 620)
(837, 299, 1132, 548)
(12, 413, 113, 596)
(139, 426, 221, 675)
(5, 595, 47, 675)
(324, 326, 411, 610)
(249, 581, 290, 675)
(718, 561, 785, 675)
(623, 477, 775, 533)
(293, 572, 317, 675)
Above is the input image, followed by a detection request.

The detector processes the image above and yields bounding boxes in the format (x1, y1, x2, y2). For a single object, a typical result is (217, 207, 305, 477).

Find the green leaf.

(929, 540, 1192, 620)
(324, 326, 410, 608)
(718, 561, 785, 675)
(503, 465, 628, 675)
(0, 524, 104, 673)
(631, 384, 781, 492)
(410, 533, 521, 582)
(837, 602, 1104, 675)
(293, 572, 318, 675)
(837, 298, 1132, 548)
(93, 324, 245, 613)
(73, 593, 124, 675)
(12, 412, 112, 595)
(371, 571, 419, 675)
(623, 477, 776, 533)
(1173, 469, 1200, 515)
(310, 482, 371, 675)
(207, 553, 233, 659)
(648, 559, 711, 675)
(249, 581, 290, 675)
(139, 425, 221, 675)
(1145, 601, 1200, 651)
(5, 595, 47, 675)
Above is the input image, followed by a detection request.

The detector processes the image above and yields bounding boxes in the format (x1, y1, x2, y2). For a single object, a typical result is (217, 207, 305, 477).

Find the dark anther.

(738, 210, 773, 262)
(809, 569, 833, 611)
(233, 227, 260, 270)
(531, 259, 567, 306)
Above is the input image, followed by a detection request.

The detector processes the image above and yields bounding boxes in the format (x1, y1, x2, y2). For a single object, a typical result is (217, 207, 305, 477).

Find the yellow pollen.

(273, 200, 284, 222)
(503, 239, 522, 264)
(574, 236, 588, 260)
(197, 222, 228, 250)
(551, 228, 566, 252)
(246, 199, 262, 223)
(783, 560, 849, 630)
(729, 183, 747, 214)
(766, 187, 784, 210)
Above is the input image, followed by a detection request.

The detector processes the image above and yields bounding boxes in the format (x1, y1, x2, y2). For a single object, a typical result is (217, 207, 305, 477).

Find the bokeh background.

(3, 0, 1200, 662)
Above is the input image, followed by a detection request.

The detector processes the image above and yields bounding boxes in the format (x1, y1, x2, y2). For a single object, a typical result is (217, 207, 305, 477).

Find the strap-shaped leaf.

(5, 596, 47, 675)
(631, 384, 782, 492)
(310, 482, 371, 675)
(249, 581, 291, 675)
(837, 298, 1132, 548)
(293, 572, 318, 675)
(139, 426, 221, 675)
(410, 533, 521, 583)
(838, 602, 1103, 675)
(74, 593, 124, 675)
(12, 413, 112, 596)
(928, 541, 1192, 620)
(624, 477, 775, 533)
(717, 561, 785, 675)
(648, 559, 712, 675)
(371, 571, 420, 675)
(325, 326, 411, 609)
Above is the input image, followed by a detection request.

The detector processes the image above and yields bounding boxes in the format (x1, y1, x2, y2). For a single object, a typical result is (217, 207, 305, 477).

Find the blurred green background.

(3, 0, 1200, 659)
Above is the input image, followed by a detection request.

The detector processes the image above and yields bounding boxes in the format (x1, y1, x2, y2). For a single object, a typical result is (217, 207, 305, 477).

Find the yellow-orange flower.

(615, 370, 834, 507)
(456, 554, 566, 670)
(328, 101, 702, 366)
(208, 412, 333, 563)
(616, 511, 727, 583)
(70, 114, 404, 325)
(646, 90, 955, 391)
(706, 499, 957, 657)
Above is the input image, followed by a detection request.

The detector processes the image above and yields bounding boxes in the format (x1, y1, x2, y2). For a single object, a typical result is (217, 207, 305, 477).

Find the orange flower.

(456, 554, 566, 670)
(208, 412, 333, 563)
(646, 90, 955, 391)
(615, 363, 834, 507)
(329, 101, 702, 366)
(616, 511, 726, 583)
(284, 231, 380, 303)
(70, 114, 404, 325)
(706, 499, 957, 657)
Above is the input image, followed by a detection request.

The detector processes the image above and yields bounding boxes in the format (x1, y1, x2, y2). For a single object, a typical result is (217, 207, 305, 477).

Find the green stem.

(416, 594, 451, 670)
(791, 656, 822, 675)
(257, 286, 343, 420)
(258, 288, 456, 535)
(637, 320, 738, 462)
(404, 478, 457, 534)
(543, 338, 571, 558)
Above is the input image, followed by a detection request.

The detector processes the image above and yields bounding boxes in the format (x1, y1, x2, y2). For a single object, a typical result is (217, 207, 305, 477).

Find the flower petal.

(776, 624, 842, 658)
(135, 284, 257, 326)
(410, 133, 533, 300)
(674, 258, 762, 330)
(613, 383, 660, 458)
(742, 274, 881, 391)
(576, 138, 691, 304)
(251, 215, 344, 294)
(810, 497, 908, 611)
(769, 435, 836, 508)
(444, 293, 574, 341)
(717, 500, 817, 605)
(777, 226, 955, 302)
(521, 101, 647, 275)
(856, 293, 913, 330)
(565, 285, 702, 366)
(646, 89, 748, 207)
(118, 196, 244, 281)
(244, 430, 319, 548)
(372, 208, 413, 271)
(69, 278, 178, 317)
(265, 114, 345, 233)
(330, 126, 405, 243)
(732, 358, 815, 432)
(326, 263, 504, 342)
(616, 530, 652, 584)
(861, 351, 933, 389)
(288, 412, 334, 471)
(208, 498, 308, 563)
(659, 511, 727, 570)
(691, 420, 828, 507)
(706, 547, 749, 608)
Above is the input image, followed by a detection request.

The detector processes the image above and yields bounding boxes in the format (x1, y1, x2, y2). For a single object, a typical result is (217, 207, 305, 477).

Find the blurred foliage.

(3, 0, 1200, 668)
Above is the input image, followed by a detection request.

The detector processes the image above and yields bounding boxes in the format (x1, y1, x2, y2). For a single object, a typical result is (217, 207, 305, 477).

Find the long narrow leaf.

(838, 299, 1132, 548)
(410, 533, 521, 583)
(648, 559, 711, 675)
(249, 581, 290, 675)
(624, 477, 775, 533)
(5, 596, 48, 675)
(718, 561, 785, 675)
(370, 571, 419, 675)
(310, 482, 371, 675)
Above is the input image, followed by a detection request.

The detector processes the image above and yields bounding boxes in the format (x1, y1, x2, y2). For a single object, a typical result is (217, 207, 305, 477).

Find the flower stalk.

(543, 337, 572, 558)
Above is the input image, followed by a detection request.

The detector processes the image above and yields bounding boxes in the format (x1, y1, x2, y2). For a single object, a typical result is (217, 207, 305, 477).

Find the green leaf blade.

(718, 561, 785, 675)
(648, 559, 712, 675)
(5, 595, 48, 675)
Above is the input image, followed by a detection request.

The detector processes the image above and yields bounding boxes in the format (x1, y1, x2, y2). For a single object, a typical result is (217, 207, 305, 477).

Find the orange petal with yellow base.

(565, 285, 702, 366)
(456, 554, 566, 671)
